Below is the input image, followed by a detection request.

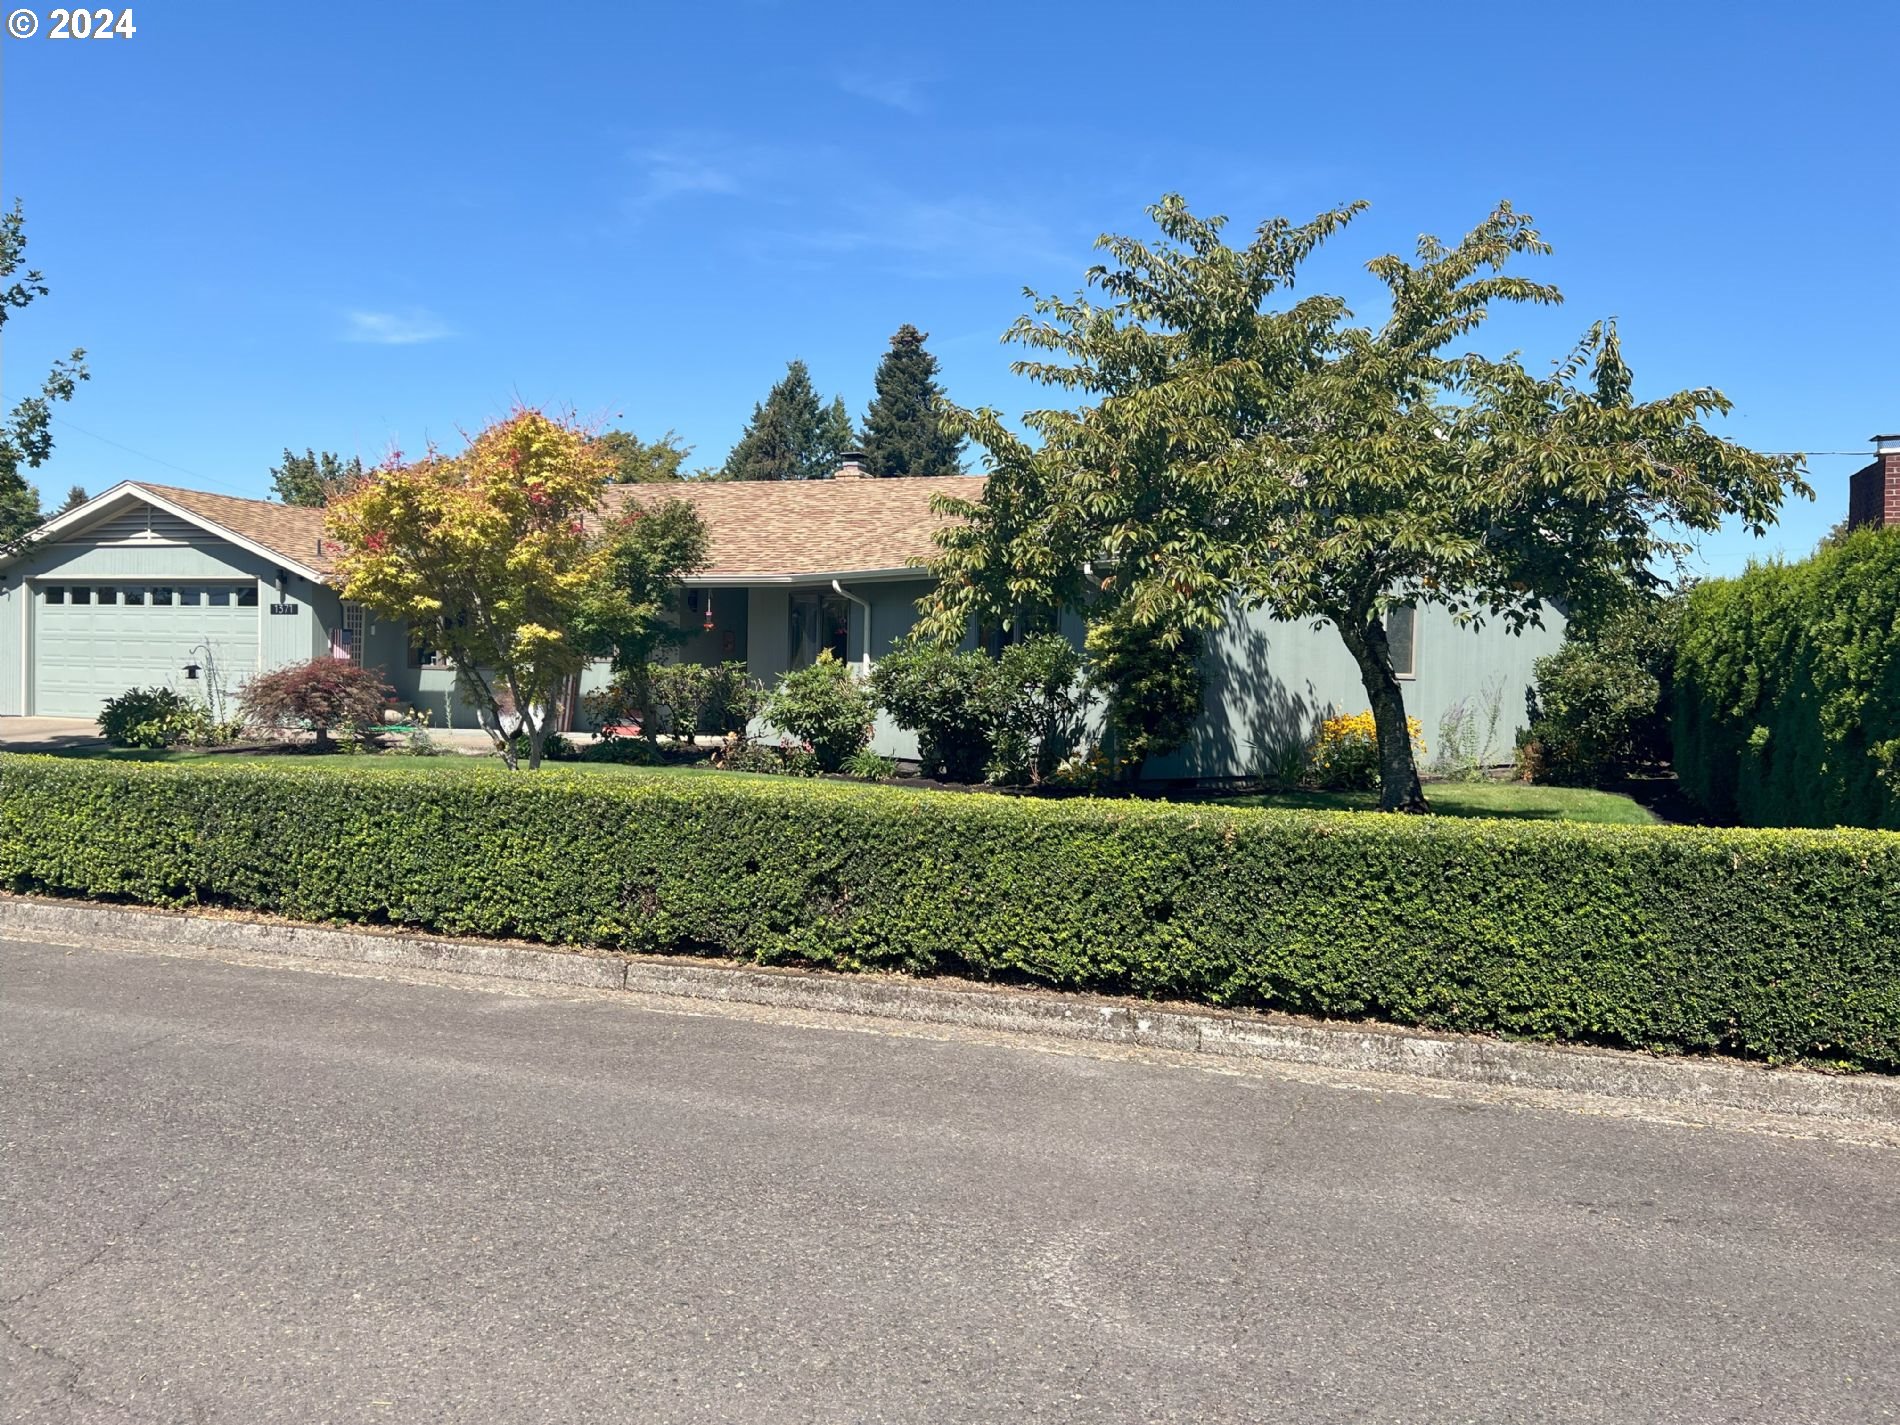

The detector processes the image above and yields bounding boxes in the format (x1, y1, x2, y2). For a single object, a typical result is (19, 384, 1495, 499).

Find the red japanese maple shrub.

(240, 659, 394, 750)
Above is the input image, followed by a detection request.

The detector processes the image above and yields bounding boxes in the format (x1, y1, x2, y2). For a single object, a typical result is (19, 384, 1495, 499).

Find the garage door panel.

(32, 584, 260, 718)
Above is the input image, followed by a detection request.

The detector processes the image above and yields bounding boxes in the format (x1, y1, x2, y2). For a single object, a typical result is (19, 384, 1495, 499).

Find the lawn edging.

(4, 893, 1897, 1127)
(3, 753, 1897, 1071)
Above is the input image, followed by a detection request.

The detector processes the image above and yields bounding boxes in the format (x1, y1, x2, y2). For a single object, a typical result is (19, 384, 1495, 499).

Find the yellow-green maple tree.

(327, 410, 611, 769)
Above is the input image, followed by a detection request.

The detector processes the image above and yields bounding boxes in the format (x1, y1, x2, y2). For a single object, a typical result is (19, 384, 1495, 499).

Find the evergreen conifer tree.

(721, 361, 855, 480)
(860, 324, 964, 476)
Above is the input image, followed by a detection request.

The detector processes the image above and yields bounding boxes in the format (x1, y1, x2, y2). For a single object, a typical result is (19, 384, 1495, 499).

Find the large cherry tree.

(922, 197, 1808, 809)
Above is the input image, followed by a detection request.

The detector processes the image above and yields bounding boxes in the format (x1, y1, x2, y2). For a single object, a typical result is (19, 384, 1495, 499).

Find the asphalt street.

(3, 935, 1895, 1424)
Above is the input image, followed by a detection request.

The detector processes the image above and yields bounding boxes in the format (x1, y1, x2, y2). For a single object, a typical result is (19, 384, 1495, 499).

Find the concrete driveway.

(0, 717, 103, 752)
(3, 934, 1896, 1424)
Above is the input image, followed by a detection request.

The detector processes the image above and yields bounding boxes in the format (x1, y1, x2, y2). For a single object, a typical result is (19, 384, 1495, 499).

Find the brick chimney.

(1848, 433, 1900, 530)
(833, 450, 870, 480)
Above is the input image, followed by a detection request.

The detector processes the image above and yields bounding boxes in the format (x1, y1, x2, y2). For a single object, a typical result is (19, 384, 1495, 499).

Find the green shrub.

(1086, 616, 1205, 779)
(712, 737, 819, 776)
(577, 736, 663, 765)
(653, 661, 759, 741)
(4, 754, 1896, 1070)
(992, 634, 1087, 786)
(97, 687, 227, 749)
(841, 749, 898, 781)
(761, 652, 874, 773)
(1524, 600, 1681, 785)
(586, 661, 760, 744)
(870, 643, 1002, 782)
(1675, 527, 1900, 828)
(871, 634, 1087, 785)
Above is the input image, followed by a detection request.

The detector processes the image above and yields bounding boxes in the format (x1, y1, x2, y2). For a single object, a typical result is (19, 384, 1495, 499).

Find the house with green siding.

(0, 463, 1565, 775)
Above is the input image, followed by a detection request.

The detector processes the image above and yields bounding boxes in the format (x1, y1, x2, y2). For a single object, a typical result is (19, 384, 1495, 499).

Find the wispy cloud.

(343, 308, 453, 345)
(766, 191, 1076, 279)
(631, 141, 747, 204)
(619, 130, 1081, 279)
(837, 71, 929, 115)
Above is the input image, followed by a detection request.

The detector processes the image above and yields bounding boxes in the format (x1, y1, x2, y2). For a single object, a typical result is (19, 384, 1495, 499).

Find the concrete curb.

(4, 894, 1896, 1127)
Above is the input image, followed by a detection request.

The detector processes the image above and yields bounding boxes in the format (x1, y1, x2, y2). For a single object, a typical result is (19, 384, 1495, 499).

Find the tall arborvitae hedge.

(1675, 526, 1900, 829)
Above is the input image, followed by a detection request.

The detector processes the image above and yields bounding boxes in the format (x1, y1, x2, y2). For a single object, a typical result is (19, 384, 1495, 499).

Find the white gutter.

(831, 579, 873, 675)
(676, 566, 925, 588)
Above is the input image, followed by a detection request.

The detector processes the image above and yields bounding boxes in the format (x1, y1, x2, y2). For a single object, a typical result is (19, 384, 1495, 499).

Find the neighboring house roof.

(606, 475, 981, 583)
(5, 474, 980, 586)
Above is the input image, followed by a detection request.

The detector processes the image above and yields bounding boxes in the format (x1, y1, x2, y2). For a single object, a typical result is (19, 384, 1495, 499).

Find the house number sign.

(269, 602, 300, 615)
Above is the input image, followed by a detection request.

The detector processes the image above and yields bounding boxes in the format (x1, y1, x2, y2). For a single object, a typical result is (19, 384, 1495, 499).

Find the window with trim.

(151, 587, 174, 605)
(71, 587, 91, 605)
(180, 588, 202, 606)
(123, 588, 146, 606)
(789, 591, 851, 669)
(43, 587, 65, 605)
(1383, 604, 1417, 679)
(97, 587, 118, 605)
(236, 585, 259, 607)
(411, 610, 464, 668)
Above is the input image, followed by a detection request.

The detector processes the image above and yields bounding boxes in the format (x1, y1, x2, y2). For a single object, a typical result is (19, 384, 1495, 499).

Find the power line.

(47, 415, 260, 497)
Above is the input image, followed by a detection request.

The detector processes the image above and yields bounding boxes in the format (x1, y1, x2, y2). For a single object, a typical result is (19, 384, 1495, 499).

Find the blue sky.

(3, 0, 1895, 575)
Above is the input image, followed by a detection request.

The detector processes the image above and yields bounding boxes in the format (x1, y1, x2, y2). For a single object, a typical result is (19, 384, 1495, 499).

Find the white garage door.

(32, 581, 261, 718)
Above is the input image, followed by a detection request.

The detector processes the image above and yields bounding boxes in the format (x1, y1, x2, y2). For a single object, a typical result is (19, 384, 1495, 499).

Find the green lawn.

(12, 747, 1660, 823)
(1211, 781, 1659, 824)
(19, 745, 697, 780)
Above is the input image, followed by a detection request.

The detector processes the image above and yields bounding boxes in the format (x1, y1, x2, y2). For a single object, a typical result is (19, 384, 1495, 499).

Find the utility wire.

(47, 415, 260, 497)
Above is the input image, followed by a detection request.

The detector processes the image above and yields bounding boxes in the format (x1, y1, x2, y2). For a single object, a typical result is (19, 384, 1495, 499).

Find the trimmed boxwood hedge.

(3, 754, 1897, 1069)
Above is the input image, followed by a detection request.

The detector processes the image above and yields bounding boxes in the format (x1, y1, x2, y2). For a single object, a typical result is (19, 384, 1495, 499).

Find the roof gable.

(2, 482, 332, 581)
(136, 483, 334, 576)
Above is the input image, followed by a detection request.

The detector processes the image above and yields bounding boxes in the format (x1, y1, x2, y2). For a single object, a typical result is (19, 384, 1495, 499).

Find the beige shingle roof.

(606, 476, 979, 581)
(137, 482, 337, 574)
(127, 476, 979, 583)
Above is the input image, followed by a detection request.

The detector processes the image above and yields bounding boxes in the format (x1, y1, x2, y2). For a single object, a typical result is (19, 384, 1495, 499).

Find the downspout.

(830, 579, 872, 675)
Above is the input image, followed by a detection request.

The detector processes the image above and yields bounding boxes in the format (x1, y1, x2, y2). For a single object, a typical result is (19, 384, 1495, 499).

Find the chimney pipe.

(834, 450, 869, 480)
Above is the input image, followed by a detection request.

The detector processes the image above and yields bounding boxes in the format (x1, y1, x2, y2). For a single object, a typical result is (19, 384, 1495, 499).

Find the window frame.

(1383, 603, 1418, 680)
(788, 590, 852, 670)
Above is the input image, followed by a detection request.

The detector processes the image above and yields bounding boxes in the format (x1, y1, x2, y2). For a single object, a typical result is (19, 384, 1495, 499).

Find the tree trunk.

(457, 664, 516, 770)
(1340, 616, 1429, 814)
(503, 672, 541, 773)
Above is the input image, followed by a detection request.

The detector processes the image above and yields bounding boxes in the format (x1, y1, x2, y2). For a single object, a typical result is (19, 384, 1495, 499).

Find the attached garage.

(30, 580, 261, 718)
(1, 482, 340, 719)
